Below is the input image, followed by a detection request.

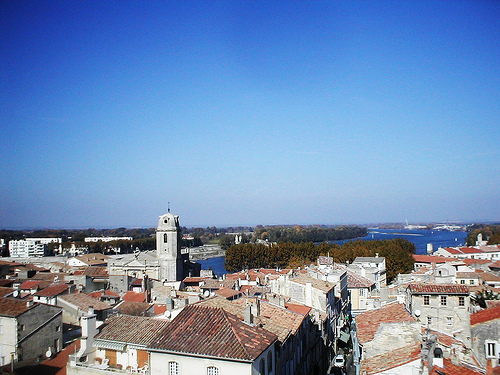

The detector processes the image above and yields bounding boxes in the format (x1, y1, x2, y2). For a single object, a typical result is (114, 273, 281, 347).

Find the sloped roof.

(34, 283, 69, 297)
(429, 358, 484, 375)
(456, 272, 480, 279)
(83, 267, 108, 278)
(0, 287, 15, 298)
(150, 304, 276, 361)
(0, 298, 36, 317)
(356, 302, 415, 344)
(471, 305, 500, 326)
(95, 315, 169, 346)
(489, 260, 500, 270)
(19, 280, 43, 290)
(408, 283, 470, 295)
(59, 293, 112, 311)
(290, 274, 336, 292)
(199, 295, 306, 342)
(477, 271, 500, 283)
(115, 301, 153, 316)
(123, 291, 147, 303)
(347, 271, 375, 289)
(87, 290, 120, 299)
(215, 287, 242, 299)
(412, 254, 456, 263)
(360, 342, 421, 374)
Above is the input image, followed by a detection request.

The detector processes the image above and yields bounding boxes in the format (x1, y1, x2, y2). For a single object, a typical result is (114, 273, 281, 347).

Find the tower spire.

(168, 201, 170, 213)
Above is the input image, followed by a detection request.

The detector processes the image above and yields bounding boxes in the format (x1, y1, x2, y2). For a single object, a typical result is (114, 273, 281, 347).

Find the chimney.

(244, 304, 253, 324)
(487, 359, 493, 375)
(78, 309, 97, 359)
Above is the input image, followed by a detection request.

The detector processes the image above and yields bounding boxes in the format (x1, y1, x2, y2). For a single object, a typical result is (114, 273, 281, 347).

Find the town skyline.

(1, 1, 499, 229)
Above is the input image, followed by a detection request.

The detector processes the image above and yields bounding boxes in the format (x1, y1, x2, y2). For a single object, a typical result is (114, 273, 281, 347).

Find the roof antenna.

(168, 201, 170, 213)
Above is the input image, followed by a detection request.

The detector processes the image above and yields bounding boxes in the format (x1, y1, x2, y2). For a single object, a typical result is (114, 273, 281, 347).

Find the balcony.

(68, 355, 149, 375)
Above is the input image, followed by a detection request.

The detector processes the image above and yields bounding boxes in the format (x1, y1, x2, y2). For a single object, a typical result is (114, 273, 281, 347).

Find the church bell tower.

(156, 209, 183, 281)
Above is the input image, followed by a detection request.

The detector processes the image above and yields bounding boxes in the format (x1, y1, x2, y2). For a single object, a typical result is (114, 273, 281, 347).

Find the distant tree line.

(466, 224, 500, 246)
(225, 238, 415, 283)
(253, 225, 367, 243)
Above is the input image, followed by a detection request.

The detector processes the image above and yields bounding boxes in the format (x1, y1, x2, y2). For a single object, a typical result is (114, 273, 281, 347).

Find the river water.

(197, 229, 468, 277)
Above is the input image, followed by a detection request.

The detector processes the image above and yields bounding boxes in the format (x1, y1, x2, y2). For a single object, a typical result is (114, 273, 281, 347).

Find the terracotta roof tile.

(19, 280, 43, 290)
(413, 254, 457, 263)
(0, 287, 15, 298)
(489, 260, 500, 269)
(59, 293, 112, 311)
(408, 283, 470, 294)
(87, 290, 120, 299)
(360, 342, 421, 374)
(123, 291, 147, 302)
(215, 287, 242, 299)
(199, 296, 305, 342)
(456, 272, 480, 279)
(0, 298, 37, 317)
(291, 274, 336, 292)
(347, 271, 375, 288)
(150, 304, 276, 360)
(471, 305, 500, 326)
(429, 358, 484, 375)
(95, 315, 168, 345)
(83, 267, 108, 277)
(34, 283, 69, 297)
(356, 303, 415, 344)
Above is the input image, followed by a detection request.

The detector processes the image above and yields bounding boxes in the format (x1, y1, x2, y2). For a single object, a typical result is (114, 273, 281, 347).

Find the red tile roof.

(463, 258, 492, 265)
(34, 283, 69, 297)
(459, 247, 485, 254)
(0, 298, 37, 317)
(361, 342, 421, 374)
(470, 305, 500, 326)
(285, 302, 311, 316)
(412, 254, 456, 263)
(489, 260, 500, 269)
(429, 358, 484, 375)
(19, 280, 43, 290)
(123, 291, 147, 302)
(83, 267, 108, 277)
(87, 290, 120, 299)
(478, 271, 500, 282)
(95, 315, 168, 345)
(150, 304, 277, 361)
(0, 287, 14, 298)
(408, 283, 470, 294)
(356, 303, 415, 344)
(215, 287, 242, 299)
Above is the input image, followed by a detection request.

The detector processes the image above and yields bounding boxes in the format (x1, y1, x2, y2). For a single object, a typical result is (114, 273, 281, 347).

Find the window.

(54, 338, 60, 352)
(446, 317, 453, 327)
(440, 296, 447, 306)
(207, 366, 219, 375)
(423, 295, 430, 305)
(459, 296, 465, 307)
(259, 358, 266, 375)
(470, 280, 475, 285)
(56, 325, 61, 332)
(169, 362, 179, 375)
(460, 280, 465, 284)
(486, 341, 497, 358)
(267, 351, 273, 373)
(360, 288, 367, 297)
(20, 324, 25, 331)
(427, 316, 432, 326)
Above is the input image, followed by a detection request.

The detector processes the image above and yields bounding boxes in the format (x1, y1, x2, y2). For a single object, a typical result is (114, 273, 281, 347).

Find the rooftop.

(150, 304, 277, 361)
(95, 315, 169, 346)
(471, 305, 500, 326)
(408, 283, 470, 295)
(0, 298, 36, 317)
(34, 283, 69, 297)
(356, 302, 415, 344)
(59, 293, 112, 311)
(360, 341, 421, 374)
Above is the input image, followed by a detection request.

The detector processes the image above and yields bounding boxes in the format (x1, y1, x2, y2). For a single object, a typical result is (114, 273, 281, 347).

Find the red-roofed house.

(471, 306, 500, 368)
(149, 304, 277, 375)
(33, 283, 72, 305)
(405, 283, 471, 345)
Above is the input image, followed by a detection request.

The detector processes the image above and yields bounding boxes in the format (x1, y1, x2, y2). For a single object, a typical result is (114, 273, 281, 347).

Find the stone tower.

(156, 210, 184, 281)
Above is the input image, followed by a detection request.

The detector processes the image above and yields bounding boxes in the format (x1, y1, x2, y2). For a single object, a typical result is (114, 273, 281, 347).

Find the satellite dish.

(13, 291, 19, 298)
(415, 310, 421, 317)
(46, 349, 52, 358)
(203, 290, 210, 297)
(164, 310, 171, 318)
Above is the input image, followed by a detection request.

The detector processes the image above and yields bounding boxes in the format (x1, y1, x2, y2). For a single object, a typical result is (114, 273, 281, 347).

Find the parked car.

(333, 354, 345, 368)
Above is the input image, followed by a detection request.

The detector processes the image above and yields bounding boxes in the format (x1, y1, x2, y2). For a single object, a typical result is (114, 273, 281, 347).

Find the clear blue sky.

(1, 1, 499, 228)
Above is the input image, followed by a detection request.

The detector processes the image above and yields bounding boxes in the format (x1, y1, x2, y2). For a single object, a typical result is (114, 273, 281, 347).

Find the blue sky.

(1, 1, 499, 228)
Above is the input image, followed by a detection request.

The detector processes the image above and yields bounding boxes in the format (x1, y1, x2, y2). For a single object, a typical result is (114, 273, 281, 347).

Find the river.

(197, 229, 468, 277)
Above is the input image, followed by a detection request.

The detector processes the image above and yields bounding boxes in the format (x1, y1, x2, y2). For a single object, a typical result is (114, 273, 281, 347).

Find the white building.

(84, 237, 133, 243)
(8, 239, 47, 258)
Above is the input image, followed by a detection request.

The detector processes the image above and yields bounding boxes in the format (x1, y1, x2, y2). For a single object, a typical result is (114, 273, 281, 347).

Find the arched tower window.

(164, 233, 168, 243)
